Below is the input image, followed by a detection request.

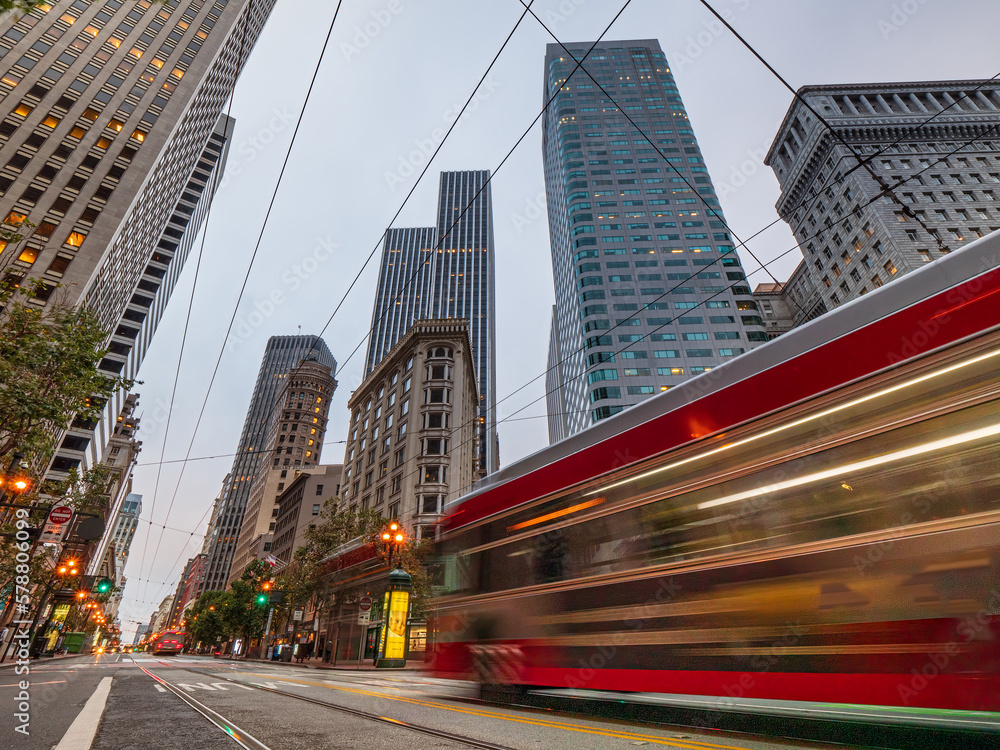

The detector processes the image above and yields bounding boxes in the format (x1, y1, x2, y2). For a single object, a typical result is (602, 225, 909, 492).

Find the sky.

(115, 0, 1000, 638)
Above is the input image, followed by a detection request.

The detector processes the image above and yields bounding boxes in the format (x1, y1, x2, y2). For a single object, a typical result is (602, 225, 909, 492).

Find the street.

(1, 654, 856, 750)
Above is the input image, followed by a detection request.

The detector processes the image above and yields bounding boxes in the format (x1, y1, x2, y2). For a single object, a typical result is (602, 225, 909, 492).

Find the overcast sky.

(116, 0, 1000, 637)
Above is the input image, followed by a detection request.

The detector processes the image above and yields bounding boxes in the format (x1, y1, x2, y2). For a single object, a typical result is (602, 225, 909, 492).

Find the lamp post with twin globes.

(375, 521, 412, 669)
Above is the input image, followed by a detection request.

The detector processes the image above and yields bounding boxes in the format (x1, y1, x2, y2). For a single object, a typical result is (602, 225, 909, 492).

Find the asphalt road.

(2, 654, 850, 750)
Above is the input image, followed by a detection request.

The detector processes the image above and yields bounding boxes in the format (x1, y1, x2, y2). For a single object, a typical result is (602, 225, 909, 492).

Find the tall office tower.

(762, 79, 1000, 328)
(82, 119, 231, 574)
(365, 171, 498, 473)
(84, 392, 141, 576)
(228, 355, 336, 584)
(543, 40, 766, 440)
(0, 0, 274, 482)
(200, 335, 335, 595)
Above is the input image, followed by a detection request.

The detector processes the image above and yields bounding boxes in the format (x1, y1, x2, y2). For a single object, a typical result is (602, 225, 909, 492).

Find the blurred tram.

(150, 631, 185, 656)
(433, 231, 1000, 711)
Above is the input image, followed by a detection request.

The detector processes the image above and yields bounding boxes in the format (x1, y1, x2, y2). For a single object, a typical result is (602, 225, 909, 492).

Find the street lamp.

(380, 522, 406, 568)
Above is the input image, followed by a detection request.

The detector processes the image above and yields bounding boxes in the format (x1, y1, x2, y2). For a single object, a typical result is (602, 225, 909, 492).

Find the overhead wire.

(134, 0, 348, 610)
(125, 0, 635, 609)
(131, 5, 254, 606)
(387, 121, 1000, 506)
(131, 4, 1000, 604)
(130, 0, 538, 608)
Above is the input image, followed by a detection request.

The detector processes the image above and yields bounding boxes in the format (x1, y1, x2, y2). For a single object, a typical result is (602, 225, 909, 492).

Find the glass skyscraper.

(365, 170, 498, 473)
(543, 39, 767, 441)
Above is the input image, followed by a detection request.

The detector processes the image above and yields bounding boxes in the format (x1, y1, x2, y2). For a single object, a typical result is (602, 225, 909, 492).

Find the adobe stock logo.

(340, 0, 406, 62)
(225, 235, 339, 353)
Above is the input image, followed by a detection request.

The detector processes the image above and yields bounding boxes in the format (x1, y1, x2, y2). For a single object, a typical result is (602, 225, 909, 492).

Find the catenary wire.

(133, 1, 347, 608)
(133, 13, 998, 604)
(314, 0, 539, 346)
(131, 0, 541, 607)
(329, 1, 638, 377)
(131, 8, 253, 605)
(126, 1, 636, 609)
(385, 122, 1000, 505)
(325, 17, 1000, 513)
(695, 0, 950, 252)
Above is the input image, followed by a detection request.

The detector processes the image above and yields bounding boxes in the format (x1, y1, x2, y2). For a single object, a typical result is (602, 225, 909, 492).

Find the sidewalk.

(0, 650, 97, 669)
(215, 655, 428, 672)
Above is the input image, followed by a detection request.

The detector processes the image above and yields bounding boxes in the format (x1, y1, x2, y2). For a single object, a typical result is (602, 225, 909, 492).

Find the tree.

(220, 560, 272, 656)
(291, 499, 435, 619)
(187, 591, 230, 651)
(0, 281, 133, 465)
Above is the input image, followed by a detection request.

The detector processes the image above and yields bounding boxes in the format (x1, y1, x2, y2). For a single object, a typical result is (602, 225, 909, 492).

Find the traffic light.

(96, 578, 112, 594)
(255, 592, 268, 605)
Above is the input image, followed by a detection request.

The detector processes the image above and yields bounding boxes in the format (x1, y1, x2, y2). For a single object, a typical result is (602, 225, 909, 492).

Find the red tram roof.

(447, 233, 1000, 530)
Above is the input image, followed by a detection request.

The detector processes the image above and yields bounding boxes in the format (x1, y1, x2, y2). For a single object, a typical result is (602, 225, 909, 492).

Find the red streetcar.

(433, 231, 1000, 712)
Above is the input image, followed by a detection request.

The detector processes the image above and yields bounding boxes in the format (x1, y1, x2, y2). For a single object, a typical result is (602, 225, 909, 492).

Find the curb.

(0, 651, 97, 669)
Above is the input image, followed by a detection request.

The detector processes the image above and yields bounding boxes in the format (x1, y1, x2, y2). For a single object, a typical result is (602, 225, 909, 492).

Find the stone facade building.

(271, 463, 342, 565)
(201, 335, 335, 595)
(365, 171, 498, 474)
(763, 79, 1000, 325)
(344, 319, 482, 542)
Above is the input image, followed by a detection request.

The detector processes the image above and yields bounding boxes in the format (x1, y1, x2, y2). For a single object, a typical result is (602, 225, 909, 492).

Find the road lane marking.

(0, 680, 66, 687)
(232, 670, 746, 750)
(53, 676, 113, 750)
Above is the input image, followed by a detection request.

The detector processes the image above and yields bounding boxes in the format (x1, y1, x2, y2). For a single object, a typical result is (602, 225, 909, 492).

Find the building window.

(424, 412, 447, 429)
(315, 484, 323, 495)
(422, 465, 445, 484)
(420, 495, 441, 514)
(312, 504, 320, 515)
(423, 438, 445, 455)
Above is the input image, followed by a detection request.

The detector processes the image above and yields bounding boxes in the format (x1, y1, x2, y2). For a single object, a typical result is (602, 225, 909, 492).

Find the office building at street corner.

(347, 318, 482, 542)
(542, 40, 768, 442)
(287, 319, 484, 667)
(758, 79, 1000, 329)
(228, 355, 338, 585)
(365, 171, 498, 475)
(200, 335, 336, 595)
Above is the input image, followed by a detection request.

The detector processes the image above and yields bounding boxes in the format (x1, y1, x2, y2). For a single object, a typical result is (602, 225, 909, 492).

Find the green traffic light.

(96, 578, 112, 593)
(256, 594, 267, 605)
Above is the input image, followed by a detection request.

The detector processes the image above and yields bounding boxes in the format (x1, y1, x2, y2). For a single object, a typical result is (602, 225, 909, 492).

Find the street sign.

(292, 608, 304, 622)
(359, 596, 372, 613)
(48, 506, 73, 524)
(39, 506, 74, 544)
(357, 611, 370, 626)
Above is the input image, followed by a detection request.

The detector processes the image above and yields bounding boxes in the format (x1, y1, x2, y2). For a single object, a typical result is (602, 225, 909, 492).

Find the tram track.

(138, 660, 517, 750)
(136, 663, 272, 750)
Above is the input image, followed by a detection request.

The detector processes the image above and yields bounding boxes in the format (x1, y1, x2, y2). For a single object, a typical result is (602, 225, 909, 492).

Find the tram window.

(457, 386, 1000, 594)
